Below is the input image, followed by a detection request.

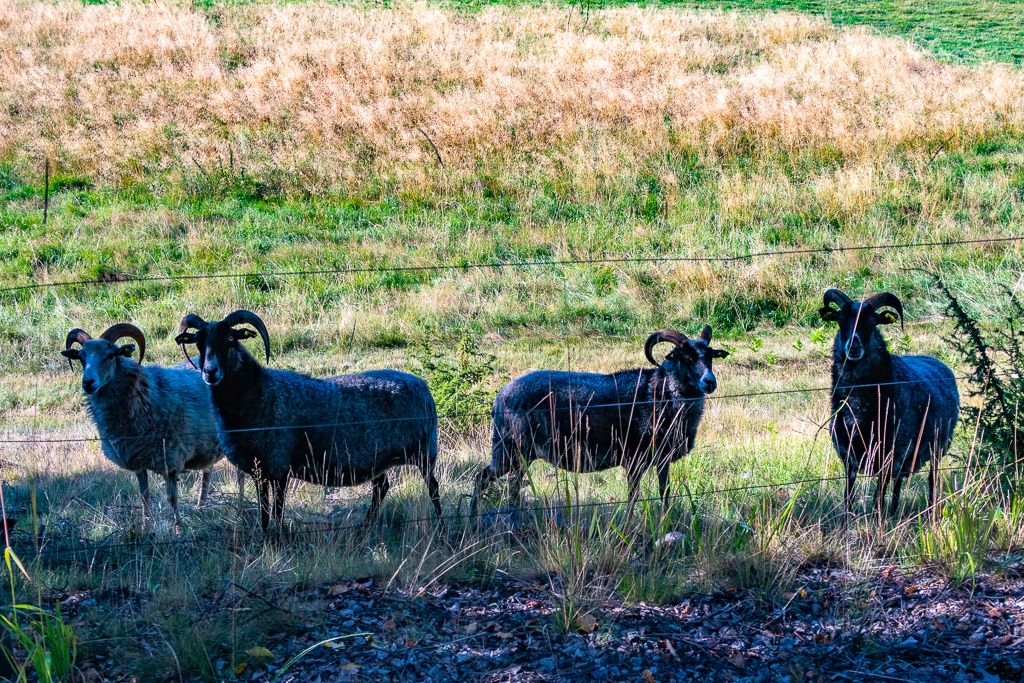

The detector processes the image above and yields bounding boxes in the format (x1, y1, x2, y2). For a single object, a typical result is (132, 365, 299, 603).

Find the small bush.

(416, 335, 499, 429)
(931, 274, 1024, 468)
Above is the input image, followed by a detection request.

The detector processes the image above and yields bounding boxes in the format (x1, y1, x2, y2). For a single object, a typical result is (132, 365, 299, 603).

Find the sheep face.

(187, 323, 255, 386)
(664, 341, 726, 394)
(819, 290, 903, 364)
(646, 326, 729, 394)
(62, 324, 147, 395)
(62, 340, 135, 394)
(175, 310, 271, 387)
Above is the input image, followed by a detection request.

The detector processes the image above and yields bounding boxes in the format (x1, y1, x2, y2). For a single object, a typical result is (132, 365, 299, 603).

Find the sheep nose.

(82, 378, 96, 393)
(845, 334, 864, 361)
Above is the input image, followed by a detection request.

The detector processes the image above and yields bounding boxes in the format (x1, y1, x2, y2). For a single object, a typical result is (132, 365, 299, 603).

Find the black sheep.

(472, 327, 728, 515)
(175, 310, 440, 531)
(820, 289, 960, 518)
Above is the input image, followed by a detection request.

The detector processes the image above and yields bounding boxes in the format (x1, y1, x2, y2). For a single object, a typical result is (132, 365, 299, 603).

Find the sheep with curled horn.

(174, 310, 441, 532)
(819, 289, 960, 520)
(61, 323, 226, 523)
(472, 326, 729, 516)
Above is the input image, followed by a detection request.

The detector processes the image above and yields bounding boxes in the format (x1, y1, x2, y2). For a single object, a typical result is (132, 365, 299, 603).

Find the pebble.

(655, 531, 688, 549)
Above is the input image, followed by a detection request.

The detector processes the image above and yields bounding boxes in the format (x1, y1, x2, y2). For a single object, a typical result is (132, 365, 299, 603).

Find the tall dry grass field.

(2, 0, 1022, 195)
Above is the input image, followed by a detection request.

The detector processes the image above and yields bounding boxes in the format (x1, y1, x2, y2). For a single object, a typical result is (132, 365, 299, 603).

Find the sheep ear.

(118, 344, 136, 358)
(819, 306, 839, 322)
(174, 332, 195, 345)
(712, 349, 730, 359)
(235, 328, 257, 340)
(875, 310, 899, 326)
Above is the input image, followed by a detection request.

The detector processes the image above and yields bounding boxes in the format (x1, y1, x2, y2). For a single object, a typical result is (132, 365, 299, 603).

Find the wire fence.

(0, 235, 1020, 295)
(0, 372, 984, 445)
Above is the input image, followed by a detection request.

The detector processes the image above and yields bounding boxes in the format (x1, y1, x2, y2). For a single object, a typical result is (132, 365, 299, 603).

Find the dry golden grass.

(2, 0, 1022, 192)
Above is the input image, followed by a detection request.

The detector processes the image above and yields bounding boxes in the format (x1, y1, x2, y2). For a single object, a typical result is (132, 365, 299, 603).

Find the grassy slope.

(0, 1, 1021, 676)
(659, 0, 1024, 64)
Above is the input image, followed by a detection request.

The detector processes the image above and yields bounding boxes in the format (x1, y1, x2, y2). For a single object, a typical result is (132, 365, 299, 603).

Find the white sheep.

(62, 324, 226, 522)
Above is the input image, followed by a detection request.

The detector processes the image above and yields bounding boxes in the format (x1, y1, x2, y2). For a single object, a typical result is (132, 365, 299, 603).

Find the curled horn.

(63, 329, 92, 369)
(65, 329, 92, 351)
(864, 292, 904, 329)
(223, 310, 271, 364)
(99, 323, 146, 363)
(177, 314, 208, 370)
(823, 289, 853, 311)
(644, 329, 689, 366)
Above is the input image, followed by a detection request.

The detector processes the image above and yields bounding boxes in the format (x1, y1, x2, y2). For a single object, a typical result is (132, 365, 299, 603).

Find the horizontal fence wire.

(0, 235, 1021, 295)
(20, 465, 974, 561)
(0, 372, 989, 445)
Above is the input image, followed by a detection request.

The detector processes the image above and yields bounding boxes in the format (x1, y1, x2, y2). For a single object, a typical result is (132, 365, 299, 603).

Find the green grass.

(705, 0, 1024, 64)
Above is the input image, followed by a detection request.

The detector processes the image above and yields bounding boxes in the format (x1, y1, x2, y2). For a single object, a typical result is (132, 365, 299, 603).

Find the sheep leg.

(422, 468, 442, 520)
(198, 469, 212, 508)
(271, 475, 287, 525)
(843, 467, 856, 525)
(471, 466, 498, 516)
(366, 475, 391, 521)
(888, 476, 905, 518)
(625, 471, 642, 518)
(508, 468, 524, 508)
(166, 472, 182, 526)
(236, 467, 246, 516)
(258, 477, 271, 533)
(136, 471, 154, 519)
(657, 462, 671, 507)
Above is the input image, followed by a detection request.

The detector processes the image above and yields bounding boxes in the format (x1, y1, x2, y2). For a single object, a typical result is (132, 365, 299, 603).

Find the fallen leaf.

(341, 663, 360, 670)
(903, 585, 919, 595)
(577, 614, 598, 634)
(246, 647, 273, 659)
(641, 670, 656, 683)
(728, 653, 746, 670)
(496, 632, 514, 640)
(464, 622, 478, 633)
(234, 662, 247, 676)
(329, 584, 350, 596)
(382, 619, 397, 631)
(324, 641, 345, 650)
